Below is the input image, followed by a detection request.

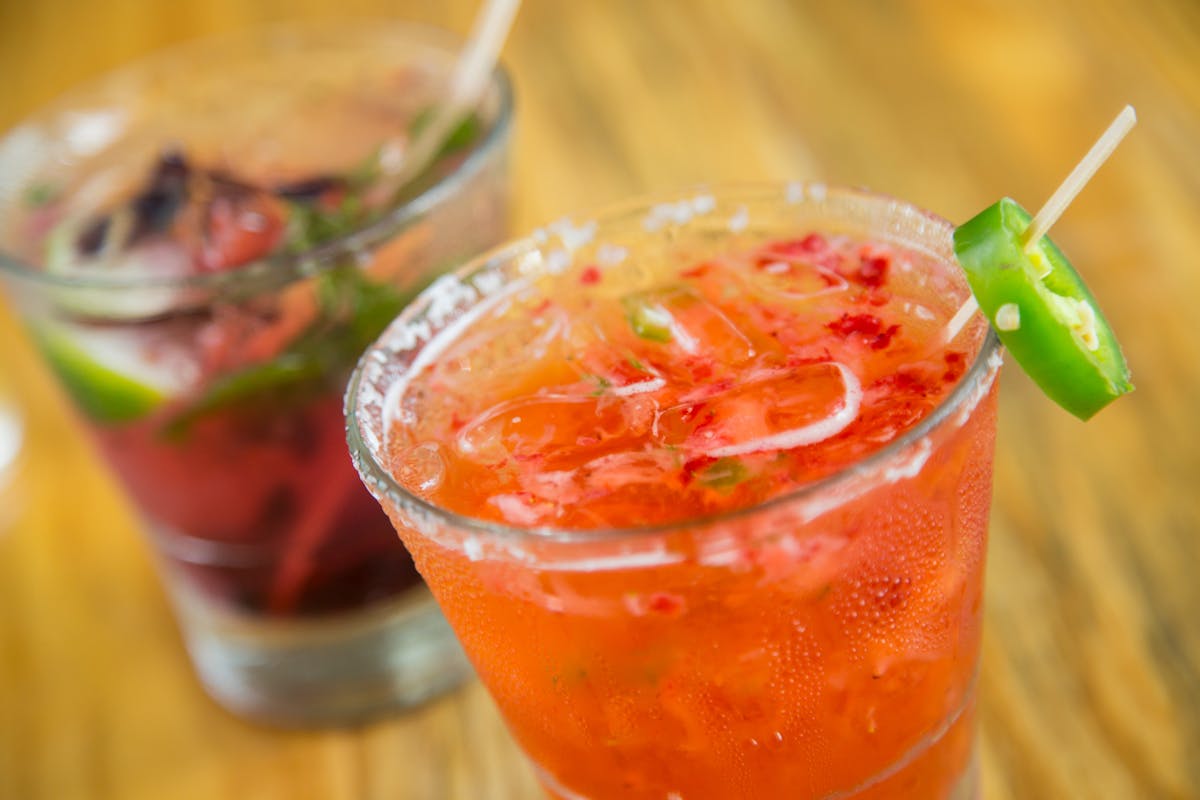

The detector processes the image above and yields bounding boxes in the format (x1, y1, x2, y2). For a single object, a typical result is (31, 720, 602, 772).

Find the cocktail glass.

(347, 185, 1002, 797)
(0, 20, 513, 725)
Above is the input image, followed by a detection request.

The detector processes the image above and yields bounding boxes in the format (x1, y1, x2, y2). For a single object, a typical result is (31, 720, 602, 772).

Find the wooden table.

(1, 1, 1197, 798)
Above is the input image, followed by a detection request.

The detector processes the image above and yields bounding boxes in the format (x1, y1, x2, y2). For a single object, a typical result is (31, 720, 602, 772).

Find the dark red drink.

(0, 21, 513, 724)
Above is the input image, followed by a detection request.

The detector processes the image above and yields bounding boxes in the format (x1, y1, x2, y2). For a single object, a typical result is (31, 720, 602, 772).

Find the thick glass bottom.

(536, 693, 979, 800)
(168, 579, 472, 727)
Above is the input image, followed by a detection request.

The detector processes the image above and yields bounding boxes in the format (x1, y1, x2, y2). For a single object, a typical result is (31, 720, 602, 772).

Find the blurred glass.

(0, 20, 513, 726)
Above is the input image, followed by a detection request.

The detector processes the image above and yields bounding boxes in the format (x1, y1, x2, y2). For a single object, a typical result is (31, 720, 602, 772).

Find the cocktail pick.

(945, 106, 1136, 343)
(947, 105, 1137, 419)
(1020, 106, 1137, 252)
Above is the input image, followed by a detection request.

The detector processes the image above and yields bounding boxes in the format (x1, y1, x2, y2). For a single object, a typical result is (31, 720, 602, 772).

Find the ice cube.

(653, 362, 861, 457)
(564, 319, 668, 397)
(621, 286, 755, 368)
(456, 393, 648, 469)
(430, 302, 570, 397)
(741, 238, 849, 302)
(579, 449, 678, 493)
(564, 448, 687, 525)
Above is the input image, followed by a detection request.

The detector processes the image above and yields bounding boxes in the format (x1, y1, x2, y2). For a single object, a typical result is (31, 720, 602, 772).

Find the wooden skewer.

(943, 104, 1137, 343)
(943, 295, 980, 345)
(1020, 105, 1137, 252)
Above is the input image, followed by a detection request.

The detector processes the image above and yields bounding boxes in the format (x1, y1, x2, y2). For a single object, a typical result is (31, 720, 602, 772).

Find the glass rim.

(345, 182, 1002, 544)
(0, 19, 515, 294)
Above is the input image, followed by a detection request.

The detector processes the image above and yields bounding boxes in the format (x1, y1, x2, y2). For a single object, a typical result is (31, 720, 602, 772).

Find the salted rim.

(345, 182, 1002, 544)
(0, 19, 515, 293)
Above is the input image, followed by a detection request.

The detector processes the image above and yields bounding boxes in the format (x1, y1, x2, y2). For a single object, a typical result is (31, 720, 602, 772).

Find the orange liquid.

(383, 230, 997, 798)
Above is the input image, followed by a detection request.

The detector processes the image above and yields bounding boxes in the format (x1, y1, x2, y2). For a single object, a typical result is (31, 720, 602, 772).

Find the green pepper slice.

(622, 294, 675, 343)
(953, 197, 1133, 420)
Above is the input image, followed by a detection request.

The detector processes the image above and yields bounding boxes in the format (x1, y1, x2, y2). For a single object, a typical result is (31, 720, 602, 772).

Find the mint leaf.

(315, 264, 415, 358)
(345, 149, 384, 191)
(162, 265, 419, 440)
(160, 354, 327, 440)
(23, 182, 59, 209)
(284, 195, 368, 254)
(408, 109, 483, 158)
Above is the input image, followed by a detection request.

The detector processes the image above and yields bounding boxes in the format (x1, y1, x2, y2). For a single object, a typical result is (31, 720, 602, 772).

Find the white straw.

(381, 0, 522, 190)
(943, 104, 1137, 343)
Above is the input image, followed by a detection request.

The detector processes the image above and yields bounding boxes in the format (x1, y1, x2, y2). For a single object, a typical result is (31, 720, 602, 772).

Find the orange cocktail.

(347, 185, 1001, 798)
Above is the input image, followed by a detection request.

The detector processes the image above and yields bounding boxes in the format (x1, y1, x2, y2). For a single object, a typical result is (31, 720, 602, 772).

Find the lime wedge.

(32, 323, 188, 423)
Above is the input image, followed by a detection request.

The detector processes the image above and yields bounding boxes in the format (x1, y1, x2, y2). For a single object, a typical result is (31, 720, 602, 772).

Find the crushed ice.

(703, 362, 863, 458)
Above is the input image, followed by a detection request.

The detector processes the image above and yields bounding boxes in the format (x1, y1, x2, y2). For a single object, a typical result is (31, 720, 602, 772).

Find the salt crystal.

(596, 243, 628, 267)
(728, 205, 750, 233)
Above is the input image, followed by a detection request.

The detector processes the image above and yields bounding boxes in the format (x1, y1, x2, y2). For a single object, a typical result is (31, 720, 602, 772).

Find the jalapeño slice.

(953, 198, 1132, 420)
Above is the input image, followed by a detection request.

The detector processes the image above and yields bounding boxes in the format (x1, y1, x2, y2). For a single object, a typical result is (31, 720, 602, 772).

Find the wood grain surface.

(1, 1, 1197, 798)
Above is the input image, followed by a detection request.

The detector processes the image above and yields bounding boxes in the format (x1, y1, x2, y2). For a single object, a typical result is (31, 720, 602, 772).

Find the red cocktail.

(0, 21, 512, 725)
(348, 185, 1001, 797)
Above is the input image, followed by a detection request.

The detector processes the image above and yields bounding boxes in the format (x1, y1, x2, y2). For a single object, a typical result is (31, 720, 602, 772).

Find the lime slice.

(953, 198, 1133, 420)
(32, 323, 188, 423)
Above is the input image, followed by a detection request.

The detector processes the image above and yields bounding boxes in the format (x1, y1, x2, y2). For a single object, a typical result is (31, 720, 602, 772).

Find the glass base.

(171, 582, 472, 727)
(538, 752, 978, 800)
(535, 693, 979, 800)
